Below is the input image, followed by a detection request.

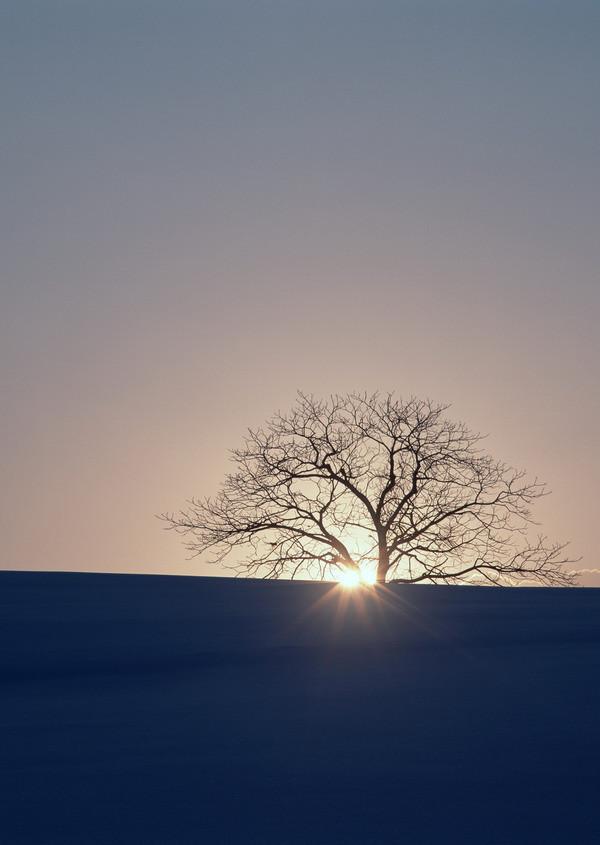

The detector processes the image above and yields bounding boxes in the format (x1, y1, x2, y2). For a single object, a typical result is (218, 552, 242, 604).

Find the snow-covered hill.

(1, 572, 599, 844)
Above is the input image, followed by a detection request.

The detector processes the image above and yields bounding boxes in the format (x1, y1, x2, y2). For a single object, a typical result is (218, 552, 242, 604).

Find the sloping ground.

(0, 572, 599, 845)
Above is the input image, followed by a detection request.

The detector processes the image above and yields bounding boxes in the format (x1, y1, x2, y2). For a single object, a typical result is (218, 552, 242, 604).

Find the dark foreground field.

(1, 573, 599, 844)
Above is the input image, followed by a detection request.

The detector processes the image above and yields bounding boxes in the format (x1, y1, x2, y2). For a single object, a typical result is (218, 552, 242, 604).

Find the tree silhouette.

(162, 392, 576, 585)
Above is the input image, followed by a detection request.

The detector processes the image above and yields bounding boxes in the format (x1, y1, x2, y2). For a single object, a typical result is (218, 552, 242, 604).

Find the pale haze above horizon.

(2, 1, 599, 584)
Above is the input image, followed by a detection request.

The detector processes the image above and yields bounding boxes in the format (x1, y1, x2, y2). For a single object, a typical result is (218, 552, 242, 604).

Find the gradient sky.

(2, 1, 599, 583)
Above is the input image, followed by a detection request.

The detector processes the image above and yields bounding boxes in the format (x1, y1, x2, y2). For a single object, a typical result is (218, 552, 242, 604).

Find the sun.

(338, 568, 377, 589)
(338, 570, 361, 588)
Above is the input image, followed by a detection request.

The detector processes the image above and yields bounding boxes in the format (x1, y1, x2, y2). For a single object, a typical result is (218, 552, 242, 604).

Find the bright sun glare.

(338, 569, 377, 588)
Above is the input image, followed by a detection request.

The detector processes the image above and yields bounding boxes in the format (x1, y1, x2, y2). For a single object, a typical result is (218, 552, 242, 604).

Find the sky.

(1, 1, 599, 583)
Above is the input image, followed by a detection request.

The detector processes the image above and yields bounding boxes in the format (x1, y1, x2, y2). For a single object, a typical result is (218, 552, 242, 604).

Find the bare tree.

(162, 392, 577, 585)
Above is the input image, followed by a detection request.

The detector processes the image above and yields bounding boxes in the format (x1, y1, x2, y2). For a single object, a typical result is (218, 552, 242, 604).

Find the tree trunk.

(376, 547, 390, 583)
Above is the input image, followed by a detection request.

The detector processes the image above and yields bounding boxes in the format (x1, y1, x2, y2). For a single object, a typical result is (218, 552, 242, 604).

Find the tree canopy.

(163, 392, 576, 585)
